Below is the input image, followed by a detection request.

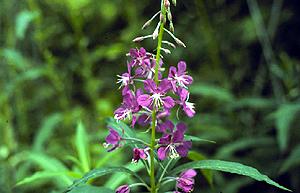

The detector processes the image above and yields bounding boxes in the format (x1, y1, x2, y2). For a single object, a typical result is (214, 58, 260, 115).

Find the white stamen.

(150, 93, 164, 108)
(168, 145, 179, 159)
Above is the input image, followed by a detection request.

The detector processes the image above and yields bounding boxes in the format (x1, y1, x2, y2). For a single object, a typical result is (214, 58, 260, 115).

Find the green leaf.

(15, 10, 39, 39)
(272, 103, 300, 151)
(169, 160, 291, 192)
(190, 83, 234, 102)
(106, 118, 136, 138)
(33, 113, 62, 151)
(16, 171, 66, 186)
(185, 135, 216, 144)
(280, 145, 300, 173)
(188, 151, 213, 187)
(75, 121, 90, 173)
(66, 167, 144, 192)
(69, 185, 114, 193)
(105, 162, 144, 189)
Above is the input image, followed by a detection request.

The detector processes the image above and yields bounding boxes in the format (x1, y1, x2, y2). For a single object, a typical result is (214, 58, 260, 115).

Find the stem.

(150, 2, 166, 193)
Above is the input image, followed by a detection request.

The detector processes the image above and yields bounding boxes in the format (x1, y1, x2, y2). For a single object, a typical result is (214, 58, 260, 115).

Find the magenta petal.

(137, 114, 151, 126)
(137, 94, 152, 107)
(105, 128, 120, 145)
(159, 134, 172, 144)
(180, 169, 197, 178)
(139, 47, 146, 55)
(178, 88, 189, 102)
(157, 146, 168, 160)
(159, 79, 172, 93)
(144, 79, 157, 93)
(173, 123, 187, 142)
(177, 61, 187, 75)
(168, 66, 177, 78)
(162, 96, 175, 109)
(176, 141, 192, 157)
(183, 75, 193, 85)
(183, 104, 195, 117)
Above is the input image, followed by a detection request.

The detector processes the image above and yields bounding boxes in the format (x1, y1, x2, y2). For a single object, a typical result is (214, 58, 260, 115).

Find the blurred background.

(0, 0, 300, 192)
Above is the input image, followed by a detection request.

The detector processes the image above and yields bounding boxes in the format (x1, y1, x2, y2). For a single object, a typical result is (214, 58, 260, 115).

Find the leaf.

(280, 145, 300, 173)
(75, 121, 91, 173)
(15, 10, 39, 39)
(188, 151, 213, 187)
(190, 83, 234, 102)
(105, 162, 144, 189)
(33, 113, 62, 151)
(1, 49, 30, 70)
(169, 160, 291, 192)
(271, 103, 300, 151)
(69, 185, 114, 193)
(66, 167, 144, 192)
(106, 118, 136, 138)
(16, 171, 66, 186)
(185, 135, 216, 144)
(21, 152, 72, 186)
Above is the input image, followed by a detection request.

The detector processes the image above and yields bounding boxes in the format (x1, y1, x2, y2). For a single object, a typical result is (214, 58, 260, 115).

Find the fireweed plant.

(65, 1, 291, 193)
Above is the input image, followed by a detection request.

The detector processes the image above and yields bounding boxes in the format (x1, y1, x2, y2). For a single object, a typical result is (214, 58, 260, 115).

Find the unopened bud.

(172, 0, 176, 6)
(167, 11, 172, 21)
(142, 20, 151, 29)
(161, 48, 171, 54)
(153, 22, 160, 39)
(164, 0, 170, 8)
(175, 37, 186, 48)
(169, 22, 174, 33)
(133, 36, 144, 42)
(160, 13, 166, 24)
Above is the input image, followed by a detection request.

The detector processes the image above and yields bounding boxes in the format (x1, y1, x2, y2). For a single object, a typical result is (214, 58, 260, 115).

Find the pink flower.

(137, 79, 174, 110)
(168, 61, 193, 92)
(177, 88, 195, 117)
(116, 185, 130, 193)
(157, 123, 192, 160)
(132, 148, 148, 163)
(104, 128, 122, 152)
(176, 169, 197, 193)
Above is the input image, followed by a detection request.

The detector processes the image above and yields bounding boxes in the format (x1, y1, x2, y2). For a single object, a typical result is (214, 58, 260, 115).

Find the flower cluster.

(105, 46, 197, 192)
(107, 47, 195, 158)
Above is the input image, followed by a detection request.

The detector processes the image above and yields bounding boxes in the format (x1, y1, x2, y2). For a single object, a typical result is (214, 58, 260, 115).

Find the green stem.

(150, 3, 166, 193)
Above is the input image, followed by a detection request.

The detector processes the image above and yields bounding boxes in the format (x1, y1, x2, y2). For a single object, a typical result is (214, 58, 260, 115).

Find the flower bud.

(116, 185, 130, 193)
(172, 0, 176, 6)
(133, 36, 144, 42)
(169, 22, 174, 33)
(164, 0, 170, 8)
(152, 22, 160, 39)
(160, 13, 166, 24)
(167, 11, 172, 22)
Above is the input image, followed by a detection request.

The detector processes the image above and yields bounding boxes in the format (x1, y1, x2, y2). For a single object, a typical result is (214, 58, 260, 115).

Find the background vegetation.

(0, 0, 299, 192)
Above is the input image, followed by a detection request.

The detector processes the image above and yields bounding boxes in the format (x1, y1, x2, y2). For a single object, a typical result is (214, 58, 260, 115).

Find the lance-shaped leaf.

(69, 185, 114, 193)
(65, 167, 145, 192)
(169, 160, 291, 192)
